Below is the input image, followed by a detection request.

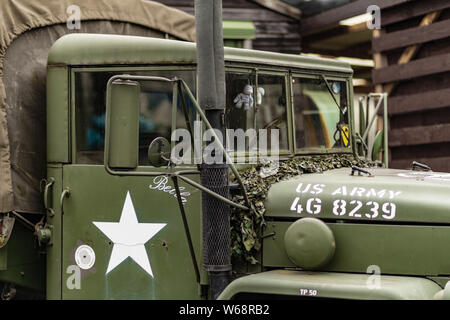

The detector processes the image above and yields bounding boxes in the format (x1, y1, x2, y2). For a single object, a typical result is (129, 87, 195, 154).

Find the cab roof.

(48, 34, 353, 74)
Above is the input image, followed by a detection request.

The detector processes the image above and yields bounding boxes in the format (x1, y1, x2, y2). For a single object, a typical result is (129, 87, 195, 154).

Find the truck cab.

(43, 33, 355, 299)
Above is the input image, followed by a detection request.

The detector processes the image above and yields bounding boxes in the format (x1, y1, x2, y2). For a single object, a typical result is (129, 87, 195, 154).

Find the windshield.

(292, 76, 350, 151)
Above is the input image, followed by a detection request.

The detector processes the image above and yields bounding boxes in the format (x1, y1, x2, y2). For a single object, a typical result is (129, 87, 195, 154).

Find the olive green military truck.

(2, 1, 450, 301)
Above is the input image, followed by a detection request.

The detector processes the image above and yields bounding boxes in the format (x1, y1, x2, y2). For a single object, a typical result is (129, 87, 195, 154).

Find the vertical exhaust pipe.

(194, 0, 231, 300)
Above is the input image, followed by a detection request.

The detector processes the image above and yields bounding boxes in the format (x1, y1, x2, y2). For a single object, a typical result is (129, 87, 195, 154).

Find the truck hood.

(266, 167, 450, 224)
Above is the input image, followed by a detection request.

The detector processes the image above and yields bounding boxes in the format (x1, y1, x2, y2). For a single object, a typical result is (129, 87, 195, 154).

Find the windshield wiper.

(320, 74, 347, 115)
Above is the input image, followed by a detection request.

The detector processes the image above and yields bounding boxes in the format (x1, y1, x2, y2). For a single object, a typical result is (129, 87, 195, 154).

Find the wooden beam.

(301, 0, 412, 35)
(390, 157, 450, 170)
(249, 0, 301, 20)
(380, 0, 450, 27)
(302, 42, 372, 59)
(372, 52, 450, 84)
(353, 69, 373, 80)
(354, 86, 375, 94)
(253, 38, 302, 50)
(303, 22, 368, 45)
(388, 88, 450, 115)
(375, 11, 441, 94)
(254, 21, 299, 35)
(373, 15, 450, 52)
(390, 123, 450, 147)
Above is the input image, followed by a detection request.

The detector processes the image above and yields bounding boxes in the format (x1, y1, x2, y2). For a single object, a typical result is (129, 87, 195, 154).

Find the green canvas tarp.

(0, 0, 196, 213)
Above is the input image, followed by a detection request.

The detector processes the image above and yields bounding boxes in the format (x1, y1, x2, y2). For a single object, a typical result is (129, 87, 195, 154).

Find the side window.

(292, 76, 348, 150)
(225, 71, 288, 154)
(74, 69, 196, 165)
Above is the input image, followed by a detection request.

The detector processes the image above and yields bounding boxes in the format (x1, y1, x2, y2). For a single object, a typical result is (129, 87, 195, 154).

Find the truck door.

(61, 68, 202, 299)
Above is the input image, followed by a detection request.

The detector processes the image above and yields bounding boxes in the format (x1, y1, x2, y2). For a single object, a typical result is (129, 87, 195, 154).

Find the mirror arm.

(104, 74, 251, 211)
(177, 175, 249, 211)
(179, 79, 252, 211)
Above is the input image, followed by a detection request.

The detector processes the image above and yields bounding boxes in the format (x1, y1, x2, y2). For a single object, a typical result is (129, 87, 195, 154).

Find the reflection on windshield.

(292, 77, 349, 150)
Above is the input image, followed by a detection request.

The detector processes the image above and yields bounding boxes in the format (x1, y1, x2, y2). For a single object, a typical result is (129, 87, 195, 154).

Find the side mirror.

(106, 79, 140, 169)
(148, 137, 171, 167)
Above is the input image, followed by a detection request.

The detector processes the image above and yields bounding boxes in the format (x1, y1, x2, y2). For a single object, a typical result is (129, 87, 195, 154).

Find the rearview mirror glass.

(148, 137, 171, 167)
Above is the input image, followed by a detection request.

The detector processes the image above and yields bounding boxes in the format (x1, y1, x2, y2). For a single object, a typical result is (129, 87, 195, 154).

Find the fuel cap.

(284, 217, 335, 269)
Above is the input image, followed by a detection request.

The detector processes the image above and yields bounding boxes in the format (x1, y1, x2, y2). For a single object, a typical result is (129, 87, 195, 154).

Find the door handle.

(60, 188, 71, 215)
(43, 177, 55, 217)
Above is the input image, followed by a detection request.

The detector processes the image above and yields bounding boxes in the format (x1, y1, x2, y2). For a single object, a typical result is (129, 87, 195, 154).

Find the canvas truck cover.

(0, 0, 196, 213)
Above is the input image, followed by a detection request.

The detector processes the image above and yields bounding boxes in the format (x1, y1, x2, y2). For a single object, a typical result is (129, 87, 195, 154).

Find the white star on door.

(93, 191, 166, 277)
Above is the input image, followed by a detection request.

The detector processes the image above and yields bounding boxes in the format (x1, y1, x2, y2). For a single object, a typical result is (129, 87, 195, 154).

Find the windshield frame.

(70, 65, 198, 166)
(70, 63, 355, 167)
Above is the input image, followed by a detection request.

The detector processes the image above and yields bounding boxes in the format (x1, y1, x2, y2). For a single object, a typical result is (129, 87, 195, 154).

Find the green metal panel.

(0, 246, 6, 270)
(46, 164, 63, 300)
(218, 270, 441, 300)
(263, 222, 450, 276)
(0, 221, 46, 292)
(59, 165, 203, 299)
(265, 167, 450, 224)
(47, 34, 353, 74)
(223, 20, 255, 40)
(47, 67, 69, 163)
(372, 130, 383, 161)
(224, 40, 244, 48)
(428, 276, 450, 288)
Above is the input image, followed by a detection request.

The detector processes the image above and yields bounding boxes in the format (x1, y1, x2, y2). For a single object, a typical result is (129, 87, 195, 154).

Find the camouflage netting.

(230, 154, 378, 264)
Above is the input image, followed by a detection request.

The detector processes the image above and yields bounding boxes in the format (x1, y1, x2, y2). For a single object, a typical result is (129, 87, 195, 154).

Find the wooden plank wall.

(155, 0, 301, 54)
(371, 0, 450, 171)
